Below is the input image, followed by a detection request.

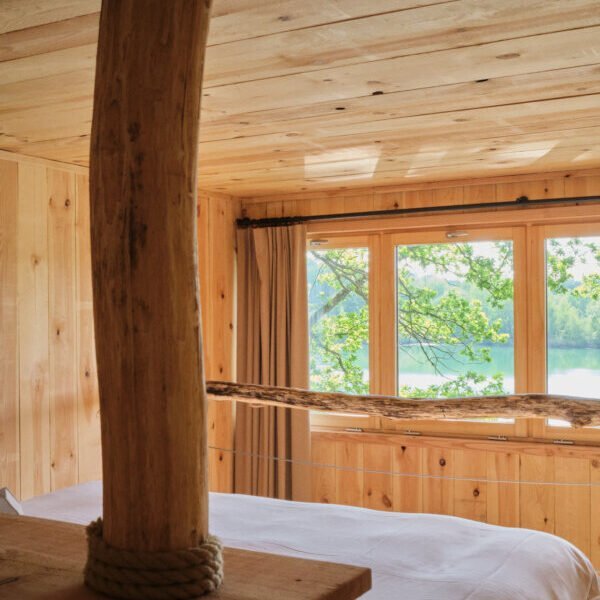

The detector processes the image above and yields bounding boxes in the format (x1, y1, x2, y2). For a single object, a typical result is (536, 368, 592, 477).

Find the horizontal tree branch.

(206, 381, 600, 428)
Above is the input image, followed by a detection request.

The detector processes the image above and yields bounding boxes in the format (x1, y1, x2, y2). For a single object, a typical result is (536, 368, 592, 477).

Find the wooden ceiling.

(1, 0, 600, 196)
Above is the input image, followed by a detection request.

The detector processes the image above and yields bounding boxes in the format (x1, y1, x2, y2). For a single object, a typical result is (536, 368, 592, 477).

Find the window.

(306, 207, 600, 442)
(545, 230, 600, 429)
(396, 239, 514, 400)
(307, 244, 369, 394)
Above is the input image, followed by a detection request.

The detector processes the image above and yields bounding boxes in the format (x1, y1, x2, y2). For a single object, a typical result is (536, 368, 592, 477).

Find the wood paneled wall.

(198, 191, 240, 493)
(312, 431, 600, 570)
(3, 154, 600, 570)
(240, 168, 600, 219)
(0, 154, 240, 499)
(0, 156, 98, 500)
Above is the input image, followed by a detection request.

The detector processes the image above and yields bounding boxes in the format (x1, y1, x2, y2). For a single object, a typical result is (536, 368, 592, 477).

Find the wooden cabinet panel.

(554, 457, 590, 556)
(520, 454, 555, 533)
(363, 443, 393, 511)
(422, 446, 454, 516)
(487, 451, 519, 527)
(591, 458, 600, 568)
(311, 438, 336, 504)
(453, 449, 487, 523)
(392, 444, 423, 513)
(335, 441, 363, 507)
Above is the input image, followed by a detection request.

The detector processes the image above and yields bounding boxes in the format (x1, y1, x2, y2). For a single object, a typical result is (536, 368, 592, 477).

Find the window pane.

(307, 248, 369, 394)
(396, 240, 514, 407)
(546, 236, 600, 426)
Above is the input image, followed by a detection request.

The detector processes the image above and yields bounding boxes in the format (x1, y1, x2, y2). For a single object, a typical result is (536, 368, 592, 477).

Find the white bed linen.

(23, 481, 600, 600)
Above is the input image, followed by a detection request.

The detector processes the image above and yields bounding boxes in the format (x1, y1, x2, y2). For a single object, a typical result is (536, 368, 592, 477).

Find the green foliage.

(395, 242, 512, 397)
(310, 306, 369, 394)
(308, 236, 600, 399)
(399, 372, 506, 398)
(308, 249, 369, 394)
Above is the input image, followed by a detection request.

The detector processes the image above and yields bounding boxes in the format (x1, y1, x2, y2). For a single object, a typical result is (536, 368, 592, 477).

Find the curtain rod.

(236, 195, 600, 229)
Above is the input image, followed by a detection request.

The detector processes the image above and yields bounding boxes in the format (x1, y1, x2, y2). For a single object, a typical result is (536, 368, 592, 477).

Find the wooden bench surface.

(0, 514, 371, 599)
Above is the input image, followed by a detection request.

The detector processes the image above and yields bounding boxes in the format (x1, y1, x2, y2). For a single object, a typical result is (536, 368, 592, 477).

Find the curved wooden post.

(90, 0, 212, 553)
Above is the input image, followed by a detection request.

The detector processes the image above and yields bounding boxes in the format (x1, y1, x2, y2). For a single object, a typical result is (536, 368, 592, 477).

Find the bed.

(22, 481, 600, 600)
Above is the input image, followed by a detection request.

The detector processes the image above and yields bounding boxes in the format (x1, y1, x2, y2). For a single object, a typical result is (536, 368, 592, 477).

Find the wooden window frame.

(382, 226, 527, 438)
(307, 204, 600, 445)
(529, 222, 600, 443)
(307, 235, 381, 431)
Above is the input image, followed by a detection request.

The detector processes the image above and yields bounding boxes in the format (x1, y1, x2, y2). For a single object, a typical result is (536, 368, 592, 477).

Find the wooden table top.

(0, 513, 371, 599)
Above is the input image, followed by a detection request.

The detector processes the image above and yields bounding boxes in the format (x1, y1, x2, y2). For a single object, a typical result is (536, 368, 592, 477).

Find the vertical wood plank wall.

(198, 190, 240, 493)
(0, 154, 239, 499)
(0, 156, 98, 500)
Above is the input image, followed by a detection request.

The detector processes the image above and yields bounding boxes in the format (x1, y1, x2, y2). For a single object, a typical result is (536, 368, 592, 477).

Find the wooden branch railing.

(206, 381, 600, 428)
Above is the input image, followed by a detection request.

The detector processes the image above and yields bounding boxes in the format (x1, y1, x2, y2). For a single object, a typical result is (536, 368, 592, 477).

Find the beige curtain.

(234, 224, 311, 501)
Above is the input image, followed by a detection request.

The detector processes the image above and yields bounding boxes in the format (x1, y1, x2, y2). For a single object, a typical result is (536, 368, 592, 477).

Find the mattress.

(23, 481, 600, 600)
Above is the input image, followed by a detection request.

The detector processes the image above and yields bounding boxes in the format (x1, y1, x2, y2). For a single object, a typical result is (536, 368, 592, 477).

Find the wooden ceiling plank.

(0, 44, 96, 86)
(197, 133, 600, 185)
(3, 7, 599, 90)
(198, 65, 600, 141)
(1, 1, 599, 194)
(202, 27, 600, 114)
(0, 14, 98, 63)
(197, 124, 600, 177)
(191, 96, 600, 166)
(0, 1, 453, 66)
(207, 0, 453, 45)
(0, 0, 99, 35)
(202, 0, 600, 87)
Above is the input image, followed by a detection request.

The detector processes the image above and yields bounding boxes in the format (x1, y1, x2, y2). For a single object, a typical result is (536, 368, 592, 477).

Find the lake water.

(396, 344, 600, 399)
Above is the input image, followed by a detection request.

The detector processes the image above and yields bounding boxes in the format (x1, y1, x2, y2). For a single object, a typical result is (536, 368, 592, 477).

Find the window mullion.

(526, 224, 547, 439)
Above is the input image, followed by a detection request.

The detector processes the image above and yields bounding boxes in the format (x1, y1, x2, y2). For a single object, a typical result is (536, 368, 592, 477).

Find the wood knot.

(473, 488, 480, 497)
(439, 458, 446, 467)
(496, 52, 520, 60)
(382, 494, 392, 508)
(591, 459, 599, 469)
(127, 122, 141, 141)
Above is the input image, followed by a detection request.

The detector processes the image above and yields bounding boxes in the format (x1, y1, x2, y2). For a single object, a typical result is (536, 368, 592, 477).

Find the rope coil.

(84, 518, 223, 599)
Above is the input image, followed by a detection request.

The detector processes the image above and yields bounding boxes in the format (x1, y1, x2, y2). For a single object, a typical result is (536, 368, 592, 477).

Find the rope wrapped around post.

(84, 519, 223, 599)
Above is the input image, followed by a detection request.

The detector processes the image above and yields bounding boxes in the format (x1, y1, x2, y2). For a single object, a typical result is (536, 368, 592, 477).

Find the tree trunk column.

(90, 0, 212, 554)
